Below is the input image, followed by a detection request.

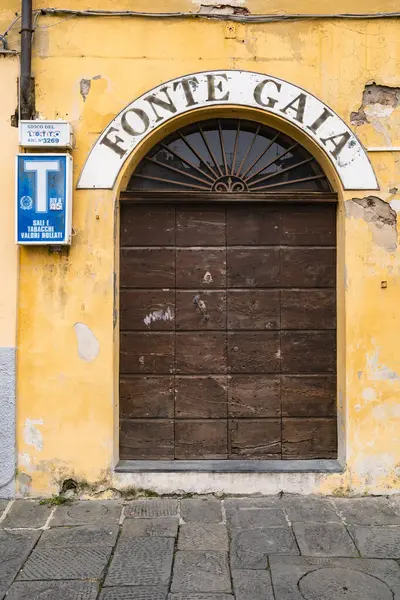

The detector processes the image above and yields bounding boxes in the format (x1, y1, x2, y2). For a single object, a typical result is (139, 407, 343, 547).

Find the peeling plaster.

(80, 78, 91, 102)
(193, 0, 245, 5)
(372, 404, 400, 420)
(198, 4, 249, 14)
(17, 473, 32, 496)
(366, 347, 400, 381)
(354, 453, 396, 479)
(80, 75, 102, 102)
(23, 419, 44, 451)
(74, 323, 100, 362)
(361, 387, 376, 403)
(18, 453, 31, 469)
(345, 196, 397, 252)
(351, 83, 400, 126)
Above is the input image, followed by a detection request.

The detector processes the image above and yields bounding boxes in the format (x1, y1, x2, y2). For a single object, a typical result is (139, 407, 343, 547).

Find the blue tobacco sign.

(16, 154, 72, 245)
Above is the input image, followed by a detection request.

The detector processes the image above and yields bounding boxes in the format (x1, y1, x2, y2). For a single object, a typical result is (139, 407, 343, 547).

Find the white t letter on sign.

(24, 161, 60, 213)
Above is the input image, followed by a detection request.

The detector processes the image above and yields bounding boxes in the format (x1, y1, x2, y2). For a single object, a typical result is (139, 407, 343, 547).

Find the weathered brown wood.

(120, 419, 174, 459)
(176, 332, 227, 373)
(176, 290, 226, 331)
(175, 420, 228, 459)
(227, 206, 281, 245)
(176, 376, 227, 418)
(228, 375, 280, 418)
(120, 191, 338, 202)
(120, 248, 175, 288)
(228, 332, 280, 373)
(229, 419, 281, 458)
(282, 418, 337, 459)
(176, 248, 226, 288)
(281, 290, 336, 330)
(281, 375, 336, 417)
(281, 331, 336, 373)
(119, 200, 338, 462)
(280, 248, 336, 288)
(120, 290, 175, 330)
(120, 204, 175, 246)
(227, 248, 280, 288)
(120, 332, 174, 374)
(280, 204, 336, 246)
(227, 290, 280, 330)
(176, 207, 226, 246)
(120, 376, 174, 418)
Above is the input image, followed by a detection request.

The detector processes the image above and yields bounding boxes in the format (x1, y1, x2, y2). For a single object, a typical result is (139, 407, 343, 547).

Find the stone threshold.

(116, 459, 343, 473)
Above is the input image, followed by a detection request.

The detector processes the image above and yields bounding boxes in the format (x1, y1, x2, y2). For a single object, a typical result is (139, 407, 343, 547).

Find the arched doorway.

(119, 117, 337, 463)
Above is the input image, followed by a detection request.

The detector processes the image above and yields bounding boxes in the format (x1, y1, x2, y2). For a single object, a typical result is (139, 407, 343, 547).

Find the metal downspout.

(20, 0, 33, 120)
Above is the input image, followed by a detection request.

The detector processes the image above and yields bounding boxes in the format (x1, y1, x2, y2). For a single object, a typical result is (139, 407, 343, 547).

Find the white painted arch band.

(77, 70, 379, 191)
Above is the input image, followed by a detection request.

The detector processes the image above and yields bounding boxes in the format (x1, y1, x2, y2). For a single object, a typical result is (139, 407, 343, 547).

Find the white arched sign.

(77, 70, 378, 191)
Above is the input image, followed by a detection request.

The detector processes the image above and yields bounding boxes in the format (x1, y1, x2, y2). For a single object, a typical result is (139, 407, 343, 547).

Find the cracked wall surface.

(346, 196, 398, 252)
(351, 83, 400, 149)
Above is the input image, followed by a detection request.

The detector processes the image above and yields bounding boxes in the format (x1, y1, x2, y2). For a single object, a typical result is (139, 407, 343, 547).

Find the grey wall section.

(0, 347, 16, 498)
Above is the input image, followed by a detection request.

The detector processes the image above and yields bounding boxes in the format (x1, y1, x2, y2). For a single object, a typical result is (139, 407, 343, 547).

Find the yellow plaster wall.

(0, 57, 18, 348)
(2, 1, 400, 495)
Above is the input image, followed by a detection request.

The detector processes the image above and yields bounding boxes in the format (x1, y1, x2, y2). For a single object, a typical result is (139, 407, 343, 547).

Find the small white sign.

(19, 120, 72, 148)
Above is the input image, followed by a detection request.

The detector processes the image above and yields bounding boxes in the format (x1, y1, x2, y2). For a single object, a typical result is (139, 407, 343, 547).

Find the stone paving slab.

(269, 556, 400, 600)
(231, 527, 299, 569)
(124, 499, 178, 519)
(5, 581, 99, 599)
(333, 497, 400, 524)
(293, 522, 358, 557)
(180, 498, 222, 523)
(299, 567, 393, 600)
(120, 517, 179, 539)
(2, 496, 400, 599)
(232, 569, 274, 600)
(223, 497, 281, 515)
(99, 587, 168, 599)
(18, 546, 112, 580)
(0, 530, 40, 597)
(178, 524, 229, 551)
(0, 529, 40, 561)
(282, 495, 340, 523)
(390, 495, 400, 511)
(105, 537, 174, 586)
(227, 507, 287, 529)
(171, 551, 231, 593)
(38, 525, 119, 547)
(51, 501, 122, 527)
(1, 500, 52, 528)
(0, 500, 8, 515)
(349, 524, 400, 558)
(168, 595, 234, 600)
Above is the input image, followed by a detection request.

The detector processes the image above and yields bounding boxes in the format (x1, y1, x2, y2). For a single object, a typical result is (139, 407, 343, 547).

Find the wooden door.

(119, 201, 337, 461)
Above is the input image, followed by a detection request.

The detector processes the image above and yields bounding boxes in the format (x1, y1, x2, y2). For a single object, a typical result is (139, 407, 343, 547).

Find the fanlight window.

(127, 118, 331, 193)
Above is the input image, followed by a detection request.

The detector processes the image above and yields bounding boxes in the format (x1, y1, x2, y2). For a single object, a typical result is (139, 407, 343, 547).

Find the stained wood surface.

(119, 202, 337, 461)
(175, 376, 227, 419)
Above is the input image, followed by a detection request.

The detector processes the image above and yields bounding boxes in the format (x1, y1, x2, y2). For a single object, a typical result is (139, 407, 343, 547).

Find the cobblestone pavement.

(0, 495, 400, 599)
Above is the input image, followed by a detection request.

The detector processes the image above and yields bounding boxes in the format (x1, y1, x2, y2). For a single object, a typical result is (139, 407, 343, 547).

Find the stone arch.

(77, 70, 378, 191)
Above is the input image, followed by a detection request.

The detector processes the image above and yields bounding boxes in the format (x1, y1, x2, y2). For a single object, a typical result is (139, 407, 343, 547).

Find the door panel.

(175, 376, 227, 419)
(119, 202, 337, 461)
(176, 291, 226, 331)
